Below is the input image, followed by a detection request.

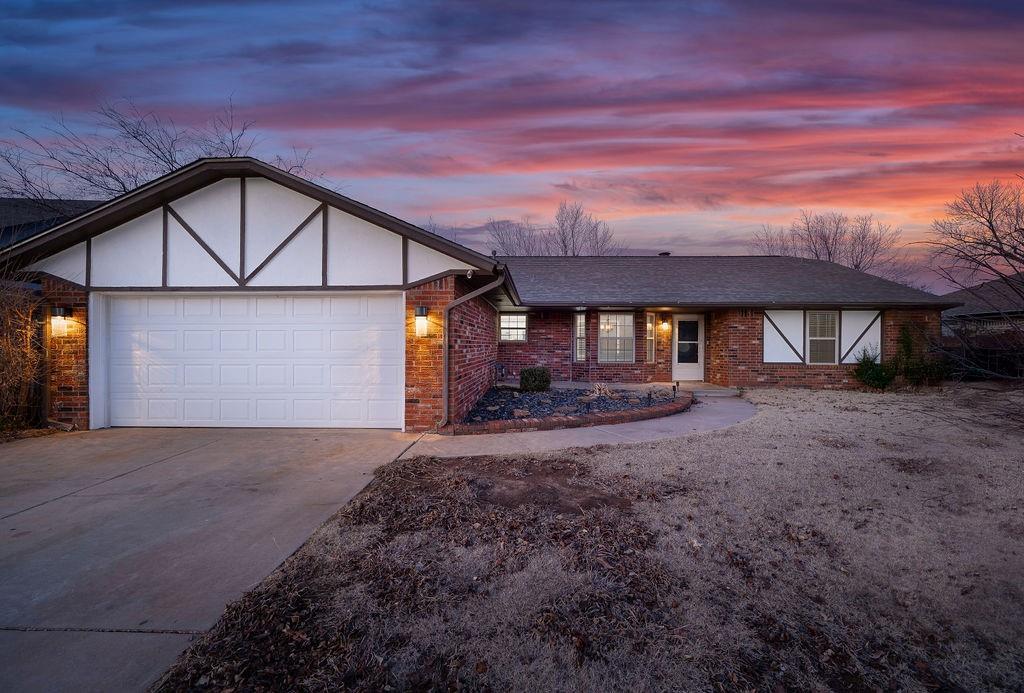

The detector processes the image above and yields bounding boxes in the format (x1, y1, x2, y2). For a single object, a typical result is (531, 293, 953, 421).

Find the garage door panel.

(106, 293, 404, 428)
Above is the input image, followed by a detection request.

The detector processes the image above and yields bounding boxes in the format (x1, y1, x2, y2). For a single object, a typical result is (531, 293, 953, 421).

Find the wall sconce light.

(414, 306, 429, 337)
(660, 315, 671, 331)
(51, 305, 72, 337)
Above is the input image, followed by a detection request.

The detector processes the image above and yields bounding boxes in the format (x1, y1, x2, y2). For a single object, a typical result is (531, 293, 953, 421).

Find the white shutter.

(763, 310, 804, 363)
(840, 310, 881, 363)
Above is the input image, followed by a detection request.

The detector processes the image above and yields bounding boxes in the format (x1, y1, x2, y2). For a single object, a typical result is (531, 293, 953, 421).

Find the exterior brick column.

(40, 276, 89, 429)
(404, 275, 498, 431)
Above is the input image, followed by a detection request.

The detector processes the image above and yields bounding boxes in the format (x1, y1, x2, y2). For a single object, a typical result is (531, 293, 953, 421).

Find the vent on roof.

(658, 251, 671, 257)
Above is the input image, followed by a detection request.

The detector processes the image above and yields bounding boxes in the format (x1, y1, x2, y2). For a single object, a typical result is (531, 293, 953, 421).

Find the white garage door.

(105, 293, 404, 428)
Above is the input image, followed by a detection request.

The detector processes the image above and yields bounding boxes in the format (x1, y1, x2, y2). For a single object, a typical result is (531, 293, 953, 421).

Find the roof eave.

(511, 300, 961, 309)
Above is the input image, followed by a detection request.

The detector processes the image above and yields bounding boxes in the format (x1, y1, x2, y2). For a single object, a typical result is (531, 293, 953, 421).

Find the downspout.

(439, 272, 506, 429)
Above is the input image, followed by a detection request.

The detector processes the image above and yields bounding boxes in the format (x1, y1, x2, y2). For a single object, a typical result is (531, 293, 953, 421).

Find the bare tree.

(753, 210, 911, 281)
(550, 201, 621, 256)
(0, 99, 319, 204)
(928, 181, 1024, 380)
(0, 259, 44, 428)
(488, 201, 622, 256)
(485, 217, 549, 256)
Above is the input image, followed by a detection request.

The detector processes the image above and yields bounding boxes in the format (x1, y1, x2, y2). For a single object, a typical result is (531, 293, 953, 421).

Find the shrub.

(853, 347, 895, 390)
(519, 366, 551, 392)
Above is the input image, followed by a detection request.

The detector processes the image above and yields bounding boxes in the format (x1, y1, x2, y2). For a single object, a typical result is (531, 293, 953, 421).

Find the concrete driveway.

(0, 427, 416, 692)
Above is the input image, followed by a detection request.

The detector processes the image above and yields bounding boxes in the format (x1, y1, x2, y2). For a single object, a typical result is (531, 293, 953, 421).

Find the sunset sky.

(2, 1, 1023, 286)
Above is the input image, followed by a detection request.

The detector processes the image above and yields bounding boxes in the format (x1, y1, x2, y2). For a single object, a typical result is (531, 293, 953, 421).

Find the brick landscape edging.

(445, 393, 694, 435)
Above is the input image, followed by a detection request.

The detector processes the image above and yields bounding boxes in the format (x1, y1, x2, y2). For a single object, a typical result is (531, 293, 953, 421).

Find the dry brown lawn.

(159, 386, 1024, 691)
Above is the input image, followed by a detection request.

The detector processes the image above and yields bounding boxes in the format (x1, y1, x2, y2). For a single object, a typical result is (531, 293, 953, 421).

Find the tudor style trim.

(840, 310, 882, 362)
(243, 204, 323, 284)
(2, 157, 498, 275)
(763, 310, 804, 362)
(166, 204, 242, 285)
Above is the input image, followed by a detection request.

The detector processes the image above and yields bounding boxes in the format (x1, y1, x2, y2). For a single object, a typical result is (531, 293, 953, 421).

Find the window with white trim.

(574, 312, 587, 362)
(645, 313, 656, 362)
(598, 312, 634, 363)
(499, 313, 527, 342)
(806, 310, 838, 364)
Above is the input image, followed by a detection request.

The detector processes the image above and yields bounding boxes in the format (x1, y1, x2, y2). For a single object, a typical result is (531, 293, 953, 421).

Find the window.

(645, 313, 656, 362)
(598, 312, 634, 362)
(499, 313, 527, 342)
(806, 311, 838, 364)
(574, 313, 587, 362)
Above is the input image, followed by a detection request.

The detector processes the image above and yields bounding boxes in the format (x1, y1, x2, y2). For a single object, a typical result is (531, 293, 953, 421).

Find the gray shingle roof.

(942, 274, 1024, 317)
(0, 198, 100, 249)
(500, 256, 957, 308)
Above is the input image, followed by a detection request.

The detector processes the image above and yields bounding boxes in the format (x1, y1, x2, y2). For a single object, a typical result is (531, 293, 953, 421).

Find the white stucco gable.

(21, 165, 493, 289)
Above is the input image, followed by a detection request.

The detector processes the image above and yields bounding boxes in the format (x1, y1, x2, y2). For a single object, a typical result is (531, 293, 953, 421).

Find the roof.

(0, 198, 99, 249)
(498, 255, 958, 308)
(0, 158, 496, 273)
(942, 274, 1024, 318)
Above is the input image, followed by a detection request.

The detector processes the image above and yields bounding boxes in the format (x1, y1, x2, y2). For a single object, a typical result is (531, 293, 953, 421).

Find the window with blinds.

(806, 310, 838, 364)
(574, 313, 587, 362)
(645, 313, 656, 362)
(598, 312, 634, 363)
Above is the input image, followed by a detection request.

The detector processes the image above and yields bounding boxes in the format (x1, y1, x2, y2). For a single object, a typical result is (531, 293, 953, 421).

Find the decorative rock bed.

(450, 386, 693, 435)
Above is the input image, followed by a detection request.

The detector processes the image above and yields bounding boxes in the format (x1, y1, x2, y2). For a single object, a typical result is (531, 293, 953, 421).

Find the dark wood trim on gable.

(402, 237, 408, 284)
(321, 202, 328, 288)
(1, 158, 498, 276)
(161, 205, 168, 287)
(244, 204, 323, 285)
(166, 205, 242, 285)
(239, 177, 246, 281)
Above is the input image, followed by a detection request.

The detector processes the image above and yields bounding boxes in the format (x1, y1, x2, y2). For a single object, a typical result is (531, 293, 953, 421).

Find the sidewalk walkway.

(403, 396, 757, 459)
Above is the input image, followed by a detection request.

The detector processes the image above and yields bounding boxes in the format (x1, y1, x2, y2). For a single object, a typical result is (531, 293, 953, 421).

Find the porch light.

(660, 315, 670, 330)
(414, 306, 429, 337)
(51, 305, 72, 337)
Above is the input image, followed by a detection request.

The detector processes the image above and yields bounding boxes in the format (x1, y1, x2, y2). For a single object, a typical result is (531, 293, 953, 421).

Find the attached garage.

(6, 157, 505, 432)
(96, 292, 404, 428)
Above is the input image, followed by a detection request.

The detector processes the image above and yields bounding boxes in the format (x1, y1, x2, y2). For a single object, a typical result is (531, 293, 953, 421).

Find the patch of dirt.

(0, 428, 61, 445)
(159, 388, 1024, 692)
(883, 455, 941, 475)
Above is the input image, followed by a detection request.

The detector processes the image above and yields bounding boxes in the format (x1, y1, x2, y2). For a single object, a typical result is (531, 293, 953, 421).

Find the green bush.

(853, 347, 895, 390)
(519, 366, 551, 392)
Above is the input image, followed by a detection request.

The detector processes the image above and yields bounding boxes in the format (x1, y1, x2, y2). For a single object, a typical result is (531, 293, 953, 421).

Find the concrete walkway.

(404, 396, 757, 458)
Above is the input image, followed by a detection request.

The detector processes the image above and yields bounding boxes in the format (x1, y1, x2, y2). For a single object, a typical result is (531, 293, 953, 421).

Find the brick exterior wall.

(449, 280, 498, 423)
(40, 276, 89, 429)
(496, 309, 674, 383)
(704, 307, 943, 388)
(404, 275, 498, 431)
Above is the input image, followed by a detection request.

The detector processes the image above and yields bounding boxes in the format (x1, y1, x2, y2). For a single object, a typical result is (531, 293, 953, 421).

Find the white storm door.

(672, 314, 705, 381)
(105, 292, 404, 428)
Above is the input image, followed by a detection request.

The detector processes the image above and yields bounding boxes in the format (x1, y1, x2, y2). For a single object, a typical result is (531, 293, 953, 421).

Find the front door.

(672, 314, 704, 381)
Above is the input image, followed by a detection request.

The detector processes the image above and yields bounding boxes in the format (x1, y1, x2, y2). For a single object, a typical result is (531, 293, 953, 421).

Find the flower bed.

(451, 386, 693, 435)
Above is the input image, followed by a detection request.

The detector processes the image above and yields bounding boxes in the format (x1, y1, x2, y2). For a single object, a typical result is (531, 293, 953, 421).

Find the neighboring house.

(941, 274, 1024, 337)
(0, 157, 957, 433)
(0, 197, 100, 250)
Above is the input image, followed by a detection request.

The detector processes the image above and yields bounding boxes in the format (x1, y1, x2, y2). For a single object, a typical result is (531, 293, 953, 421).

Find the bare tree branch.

(751, 209, 914, 282)
(488, 201, 622, 256)
(0, 99, 323, 204)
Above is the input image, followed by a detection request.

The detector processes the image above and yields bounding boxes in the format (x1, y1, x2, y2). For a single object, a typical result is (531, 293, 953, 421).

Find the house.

(941, 274, 1023, 337)
(0, 197, 100, 249)
(0, 157, 957, 433)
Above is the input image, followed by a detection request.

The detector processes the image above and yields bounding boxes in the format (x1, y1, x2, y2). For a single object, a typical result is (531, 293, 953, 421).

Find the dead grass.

(158, 387, 1024, 692)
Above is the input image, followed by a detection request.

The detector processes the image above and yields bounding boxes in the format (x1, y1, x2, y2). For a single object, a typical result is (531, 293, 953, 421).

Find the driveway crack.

(1, 440, 220, 521)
